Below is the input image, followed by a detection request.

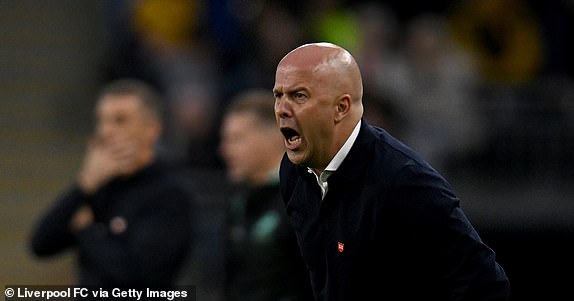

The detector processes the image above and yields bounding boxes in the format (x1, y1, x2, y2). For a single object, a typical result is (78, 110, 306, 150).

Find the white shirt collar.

(307, 119, 361, 199)
(325, 119, 361, 173)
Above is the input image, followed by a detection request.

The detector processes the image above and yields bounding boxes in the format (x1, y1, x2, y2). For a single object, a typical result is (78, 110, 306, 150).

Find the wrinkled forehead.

(98, 94, 138, 108)
(95, 95, 147, 121)
(275, 63, 312, 81)
(273, 63, 325, 94)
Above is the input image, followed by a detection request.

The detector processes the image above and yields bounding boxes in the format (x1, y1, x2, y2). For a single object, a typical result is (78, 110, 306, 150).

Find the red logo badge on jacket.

(337, 241, 344, 253)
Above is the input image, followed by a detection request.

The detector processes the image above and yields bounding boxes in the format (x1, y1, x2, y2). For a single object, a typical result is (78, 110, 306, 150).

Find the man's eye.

(114, 115, 127, 125)
(294, 92, 306, 100)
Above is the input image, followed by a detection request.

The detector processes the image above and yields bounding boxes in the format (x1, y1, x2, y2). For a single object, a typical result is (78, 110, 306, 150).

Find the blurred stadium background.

(1, 1, 573, 300)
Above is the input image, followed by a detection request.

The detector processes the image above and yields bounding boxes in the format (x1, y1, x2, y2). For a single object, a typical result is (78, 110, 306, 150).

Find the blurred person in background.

(106, 0, 221, 167)
(29, 79, 196, 289)
(220, 2, 304, 103)
(394, 14, 485, 172)
(353, 2, 403, 134)
(219, 89, 314, 301)
(273, 42, 510, 300)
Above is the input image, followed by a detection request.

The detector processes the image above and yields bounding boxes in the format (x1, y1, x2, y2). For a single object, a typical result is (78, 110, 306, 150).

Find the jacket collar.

(325, 118, 377, 184)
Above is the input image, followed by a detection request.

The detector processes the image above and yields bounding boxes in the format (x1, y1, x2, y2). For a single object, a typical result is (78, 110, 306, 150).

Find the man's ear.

(334, 94, 352, 123)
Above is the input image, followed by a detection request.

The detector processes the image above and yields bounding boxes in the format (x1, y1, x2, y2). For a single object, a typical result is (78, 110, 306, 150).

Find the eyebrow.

(275, 84, 308, 94)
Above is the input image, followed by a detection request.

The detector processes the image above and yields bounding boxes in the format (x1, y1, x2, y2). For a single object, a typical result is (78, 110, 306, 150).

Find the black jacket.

(280, 120, 510, 300)
(30, 159, 195, 288)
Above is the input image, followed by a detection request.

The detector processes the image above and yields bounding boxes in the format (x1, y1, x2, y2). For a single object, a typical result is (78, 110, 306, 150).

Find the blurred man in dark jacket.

(219, 89, 313, 301)
(30, 79, 195, 289)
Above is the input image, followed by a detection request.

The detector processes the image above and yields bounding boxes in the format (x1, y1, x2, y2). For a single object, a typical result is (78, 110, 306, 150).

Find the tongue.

(286, 135, 302, 149)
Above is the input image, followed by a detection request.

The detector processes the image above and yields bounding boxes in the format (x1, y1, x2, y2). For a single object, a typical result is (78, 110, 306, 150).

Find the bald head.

(277, 42, 363, 108)
(274, 42, 364, 171)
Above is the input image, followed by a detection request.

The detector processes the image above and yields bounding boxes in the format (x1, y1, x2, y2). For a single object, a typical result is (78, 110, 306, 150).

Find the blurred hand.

(77, 136, 139, 194)
(70, 205, 94, 232)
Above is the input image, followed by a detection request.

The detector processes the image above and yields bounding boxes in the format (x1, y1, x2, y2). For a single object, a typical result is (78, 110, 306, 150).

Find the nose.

(94, 118, 120, 144)
(274, 97, 291, 119)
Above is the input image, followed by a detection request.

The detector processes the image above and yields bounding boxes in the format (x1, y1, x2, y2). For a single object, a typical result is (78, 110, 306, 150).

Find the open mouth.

(280, 127, 302, 149)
